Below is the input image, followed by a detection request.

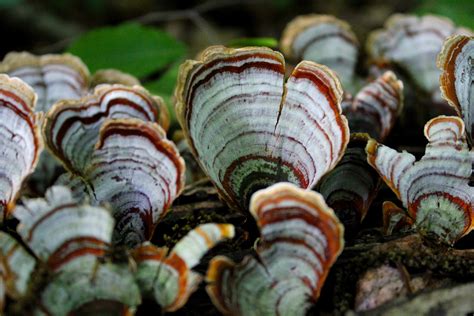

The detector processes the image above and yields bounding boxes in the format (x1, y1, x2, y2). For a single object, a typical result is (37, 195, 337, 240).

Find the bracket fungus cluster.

(0, 74, 42, 221)
(0, 186, 234, 314)
(0, 52, 144, 192)
(175, 45, 349, 210)
(43, 84, 180, 247)
(206, 183, 344, 315)
(1, 9, 474, 315)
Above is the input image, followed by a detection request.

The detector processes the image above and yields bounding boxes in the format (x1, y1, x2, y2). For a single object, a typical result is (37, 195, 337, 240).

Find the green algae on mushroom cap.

(367, 14, 473, 101)
(133, 223, 234, 312)
(280, 14, 359, 93)
(366, 116, 473, 245)
(14, 186, 141, 315)
(437, 34, 474, 144)
(206, 182, 344, 316)
(175, 45, 349, 211)
(0, 74, 43, 221)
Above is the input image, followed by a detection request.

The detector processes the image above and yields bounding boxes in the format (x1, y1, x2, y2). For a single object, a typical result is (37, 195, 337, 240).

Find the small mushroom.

(382, 201, 414, 236)
(280, 14, 360, 93)
(342, 71, 403, 142)
(437, 34, 474, 144)
(366, 116, 473, 245)
(367, 14, 472, 102)
(133, 224, 234, 312)
(206, 183, 344, 315)
(175, 46, 349, 210)
(0, 75, 42, 220)
(318, 134, 381, 237)
(14, 186, 141, 314)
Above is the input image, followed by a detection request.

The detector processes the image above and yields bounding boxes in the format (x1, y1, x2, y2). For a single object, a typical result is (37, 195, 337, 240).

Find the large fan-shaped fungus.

(0, 74, 42, 221)
(366, 116, 473, 245)
(42, 83, 178, 247)
(206, 183, 344, 315)
(175, 46, 349, 210)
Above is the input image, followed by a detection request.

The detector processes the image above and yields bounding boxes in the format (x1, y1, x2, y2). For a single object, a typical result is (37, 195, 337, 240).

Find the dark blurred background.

(1, 0, 473, 124)
(2, 0, 472, 56)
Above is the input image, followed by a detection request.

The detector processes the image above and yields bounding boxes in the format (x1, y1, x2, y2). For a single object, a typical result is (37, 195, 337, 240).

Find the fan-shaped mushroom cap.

(175, 46, 349, 210)
(206, 183, 344, 315)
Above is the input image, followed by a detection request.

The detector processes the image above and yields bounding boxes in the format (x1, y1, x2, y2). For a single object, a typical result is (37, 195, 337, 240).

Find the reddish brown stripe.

(47, 237, 109, 270)
(291, 66, 346, 154)
(165, 252, 190, 307)
(259, 209, 340, 259)
(97, 122, 184, 194)
(0, 91, 40, 165)
(185, 53, 284, 132)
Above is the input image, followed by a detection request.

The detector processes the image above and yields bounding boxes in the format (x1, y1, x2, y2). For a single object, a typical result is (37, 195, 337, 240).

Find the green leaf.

(0, 0, 23, 8)
(68, 22, 186, 78)
(414, 0, 474, 29)
(144, 61, 182, 125)
(228, 37, 279, 49)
